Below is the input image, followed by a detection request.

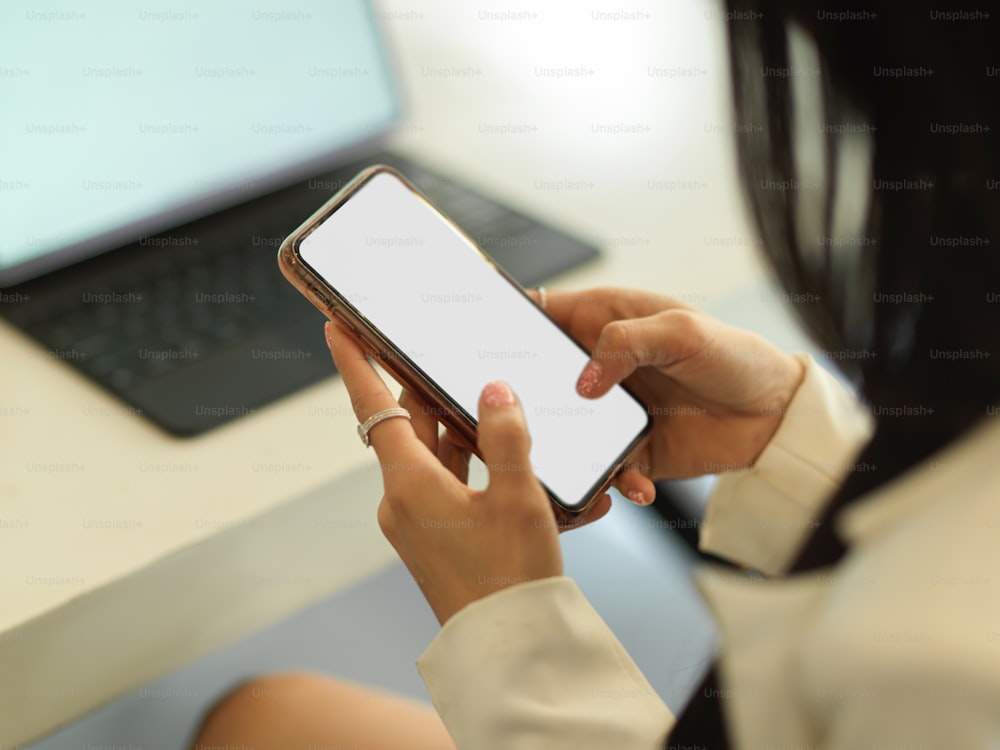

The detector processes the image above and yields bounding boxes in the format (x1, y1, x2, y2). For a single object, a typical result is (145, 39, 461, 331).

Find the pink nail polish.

(482, 381, 516, 407)
(577, 360, 602, 396)
(627, 489, 646, 505)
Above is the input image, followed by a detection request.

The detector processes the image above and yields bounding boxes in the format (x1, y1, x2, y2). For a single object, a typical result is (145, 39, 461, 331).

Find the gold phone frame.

(278, 164, 649, 523)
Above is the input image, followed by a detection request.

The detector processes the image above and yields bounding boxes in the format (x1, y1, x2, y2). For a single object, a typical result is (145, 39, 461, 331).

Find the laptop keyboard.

(1, 152, 598, 435)
(35, 240, 297, 391)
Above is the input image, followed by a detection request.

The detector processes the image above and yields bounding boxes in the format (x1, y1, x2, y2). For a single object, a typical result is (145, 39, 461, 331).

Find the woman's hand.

(324, 321, 610, 626)
(535, 287, 806, 506)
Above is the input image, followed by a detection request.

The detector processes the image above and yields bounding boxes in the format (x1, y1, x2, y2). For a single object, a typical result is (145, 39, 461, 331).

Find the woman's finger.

(542, 287, 697, 348)
(576, 309, 708, 399)
(438, 430, 471, 484)
(476, 381, 537, 496)
(325, 322, 425, 468)
(611, 469, 657, 507)
(399, 388, 439, 454)
(557, 492, 613, 533)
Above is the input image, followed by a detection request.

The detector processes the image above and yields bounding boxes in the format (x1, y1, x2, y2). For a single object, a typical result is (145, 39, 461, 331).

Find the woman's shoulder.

(804, 417, 1000, 693)
(836, 411, 1000, 564)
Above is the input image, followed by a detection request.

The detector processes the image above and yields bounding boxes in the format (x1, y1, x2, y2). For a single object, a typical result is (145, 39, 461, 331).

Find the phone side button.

(310, 286, 333, 306)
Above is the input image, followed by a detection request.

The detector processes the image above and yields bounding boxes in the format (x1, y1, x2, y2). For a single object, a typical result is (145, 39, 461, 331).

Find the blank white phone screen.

(299, 171, 649, 509)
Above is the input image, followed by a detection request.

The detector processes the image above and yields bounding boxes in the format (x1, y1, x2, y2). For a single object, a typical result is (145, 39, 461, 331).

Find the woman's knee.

(192, 671, 342, 749)
(191, 672, 454, 750)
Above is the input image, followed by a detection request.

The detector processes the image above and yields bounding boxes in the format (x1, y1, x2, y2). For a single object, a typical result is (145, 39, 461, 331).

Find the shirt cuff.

(698, 354, 873, 575)
(417, 576, 673, 750)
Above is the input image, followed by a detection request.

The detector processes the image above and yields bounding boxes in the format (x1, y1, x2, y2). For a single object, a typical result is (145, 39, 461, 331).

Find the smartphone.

(278, 165, 650, 516)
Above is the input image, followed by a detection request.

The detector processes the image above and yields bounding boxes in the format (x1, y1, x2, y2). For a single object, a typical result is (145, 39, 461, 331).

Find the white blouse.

(416, 355, 1000, 749)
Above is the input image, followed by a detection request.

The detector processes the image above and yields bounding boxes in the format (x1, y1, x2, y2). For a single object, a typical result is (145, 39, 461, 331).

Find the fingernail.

(324, 321, 333, 348)
(627, 489, 647, 505)
(482, 381, 517, 407)
(576, 360, 603, 396)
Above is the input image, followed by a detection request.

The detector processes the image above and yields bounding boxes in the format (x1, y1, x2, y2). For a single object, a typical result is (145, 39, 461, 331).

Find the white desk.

(0, 2, 771, 745)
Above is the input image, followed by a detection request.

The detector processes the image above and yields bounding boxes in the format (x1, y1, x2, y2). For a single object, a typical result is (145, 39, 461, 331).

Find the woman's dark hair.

(669, 3, 999, 745)
(725, 0, 1000, 567)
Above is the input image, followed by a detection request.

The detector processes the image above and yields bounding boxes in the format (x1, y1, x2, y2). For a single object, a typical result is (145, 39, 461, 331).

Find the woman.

(193, 1, 1000, 747)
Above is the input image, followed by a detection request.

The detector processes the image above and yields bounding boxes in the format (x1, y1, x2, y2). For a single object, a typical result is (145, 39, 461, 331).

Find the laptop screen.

(0, 0, 399, 286)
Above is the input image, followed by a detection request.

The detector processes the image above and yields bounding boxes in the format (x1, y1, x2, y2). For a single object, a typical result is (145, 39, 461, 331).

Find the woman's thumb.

(477, 381, 534, 490)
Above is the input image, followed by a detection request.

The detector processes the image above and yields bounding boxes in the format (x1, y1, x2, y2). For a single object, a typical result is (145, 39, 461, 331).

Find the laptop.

(0, 0, 598, 436)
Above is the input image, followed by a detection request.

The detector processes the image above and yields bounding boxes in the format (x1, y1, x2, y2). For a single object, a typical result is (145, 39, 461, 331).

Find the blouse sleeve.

(698, 354, 874, 575)
(417, 576, 673, 750)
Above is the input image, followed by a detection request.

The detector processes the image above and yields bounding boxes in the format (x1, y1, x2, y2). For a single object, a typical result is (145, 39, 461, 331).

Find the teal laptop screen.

(0, 0, 399, 284)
